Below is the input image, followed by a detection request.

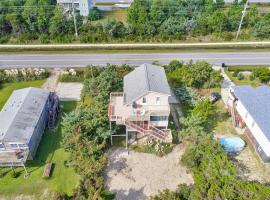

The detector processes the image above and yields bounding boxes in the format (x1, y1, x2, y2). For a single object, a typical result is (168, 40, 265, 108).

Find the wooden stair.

(124, 120, 172, 143)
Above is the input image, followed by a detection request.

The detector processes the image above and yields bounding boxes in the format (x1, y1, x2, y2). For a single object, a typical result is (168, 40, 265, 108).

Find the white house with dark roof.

(108, 64, 174, 146)
(227, 85, 270, 162)
(57, 0, 93, 16)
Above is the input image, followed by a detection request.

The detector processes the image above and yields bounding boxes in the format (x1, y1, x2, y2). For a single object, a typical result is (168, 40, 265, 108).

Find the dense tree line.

(61, 65, 132, 199)
(0, 0, 270, 44)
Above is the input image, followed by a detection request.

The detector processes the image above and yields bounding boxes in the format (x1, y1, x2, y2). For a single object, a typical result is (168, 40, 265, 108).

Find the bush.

(10, 170, 20, 179)
(253, 68, 270, 83)
(0, 68, 49, 83)
(133, 141, 174, 157)
(39, 34, 50, 44)
(249, 73, 255, 81)
(0, 35, 10, 44)
(59, 68, 84, 82)
(151, 184, 192, 200)
(237, 72, 244, 80)
(88, 8, 102, 21)
(167, 61, 223, 89)
(232, 69, 240, 77)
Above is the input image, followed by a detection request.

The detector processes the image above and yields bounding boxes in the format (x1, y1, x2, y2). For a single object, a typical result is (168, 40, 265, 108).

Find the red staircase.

(124, 120, 172, 143)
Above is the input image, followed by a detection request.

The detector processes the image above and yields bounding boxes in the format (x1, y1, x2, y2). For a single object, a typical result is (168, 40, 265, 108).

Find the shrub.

(237, 72, 244, 80)
(249, 73, 255, 81)
(59, 68, 84, 82)
(133, 141, 174, 157)
(253, 68, 270, 83)
(232, 69, 240, 77)
(39, 34, 50, 44)
(88, 8, 102, 21)
(10, 170, 20, 179)
(0, 68, 49, 83)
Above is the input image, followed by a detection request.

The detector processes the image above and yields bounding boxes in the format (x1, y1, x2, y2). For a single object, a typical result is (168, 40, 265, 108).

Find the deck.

(108, 92, 170, 122)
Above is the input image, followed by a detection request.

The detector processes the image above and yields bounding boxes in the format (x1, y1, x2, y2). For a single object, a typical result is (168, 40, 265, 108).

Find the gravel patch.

(104, 144, 193, 200)
(55, 83, 83, 101)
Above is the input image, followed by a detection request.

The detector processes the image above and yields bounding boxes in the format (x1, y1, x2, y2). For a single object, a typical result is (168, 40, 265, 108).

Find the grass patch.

(98, 9, 128, 24)
(132, 142, 175, 157)
(2, 48, 270, 55)
(227, 65, 270, 72)
(196, 88, 237, 136)
(0, 102, 79, 198)
(224, 68, 262, 87)
(0, 80, 45, 110)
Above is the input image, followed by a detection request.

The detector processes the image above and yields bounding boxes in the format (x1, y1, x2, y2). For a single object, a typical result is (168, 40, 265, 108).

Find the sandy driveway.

(104, 144, 193, 200)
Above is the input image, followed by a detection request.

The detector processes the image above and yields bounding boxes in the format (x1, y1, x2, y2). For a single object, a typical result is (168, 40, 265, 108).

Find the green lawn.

(0, 80, 45, 110)
(0, 102, 79, 199)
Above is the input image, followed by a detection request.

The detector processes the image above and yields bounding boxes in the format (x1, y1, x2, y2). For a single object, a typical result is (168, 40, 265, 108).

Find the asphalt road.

(0, 52, 270, 68)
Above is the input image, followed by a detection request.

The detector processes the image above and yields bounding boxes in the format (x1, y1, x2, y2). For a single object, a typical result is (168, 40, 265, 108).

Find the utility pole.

(236, 0, 249, 40)
(72, 0, 78, 37)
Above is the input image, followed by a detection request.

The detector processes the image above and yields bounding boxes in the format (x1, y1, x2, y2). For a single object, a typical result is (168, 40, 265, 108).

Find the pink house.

(108, 64, 174, 148)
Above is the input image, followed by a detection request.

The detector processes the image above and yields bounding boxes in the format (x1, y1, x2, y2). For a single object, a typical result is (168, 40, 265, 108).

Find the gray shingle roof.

(124, 63, 171, 104)
(0, 87, 50, 143)
(232, 85, 270, 141)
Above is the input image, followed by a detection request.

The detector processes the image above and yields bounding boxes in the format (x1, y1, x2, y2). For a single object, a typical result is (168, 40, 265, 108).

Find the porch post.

(110, 121, 112, 146)
(126, 129, 128, 150)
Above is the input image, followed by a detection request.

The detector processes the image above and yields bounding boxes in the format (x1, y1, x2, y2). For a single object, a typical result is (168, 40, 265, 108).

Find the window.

(18, 144, 28, 149)
(142, 97, 146, 104)
(156, 97, 161, 105)
(150, 116, 168, 121)
(0, 143, 5, 150)
(9, 143, 18, 149)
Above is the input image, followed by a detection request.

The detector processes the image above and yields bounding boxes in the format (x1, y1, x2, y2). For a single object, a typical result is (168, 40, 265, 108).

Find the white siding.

(236, 101, 270, 156)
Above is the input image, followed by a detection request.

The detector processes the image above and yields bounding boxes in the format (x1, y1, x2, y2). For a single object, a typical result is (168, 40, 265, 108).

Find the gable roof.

(232, 85, 270, 141)
(124, 63, 171, 105)
(0, 87, 50, 144)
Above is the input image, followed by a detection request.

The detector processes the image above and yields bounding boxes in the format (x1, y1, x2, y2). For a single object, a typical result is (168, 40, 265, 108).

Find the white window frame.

(0, 143, 5, 150)
(142, 97, 147, 104)
(156, 96, 161, 105)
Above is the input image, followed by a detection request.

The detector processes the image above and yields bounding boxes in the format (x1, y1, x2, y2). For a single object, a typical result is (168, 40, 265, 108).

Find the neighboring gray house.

(109, 64, 175, 147)
(57, 0, 93, 16)
(227, 85, 270, 162)
(0, 88, 58, 166)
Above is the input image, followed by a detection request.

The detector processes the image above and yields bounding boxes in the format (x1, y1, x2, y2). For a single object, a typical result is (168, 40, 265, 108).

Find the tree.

(88, 8, 102, 21)
(104, 20, 126, 38)
(207, 10, 229, 33)
(22, 0, 38, 34)
(150, 184, 192, 200)
(49, 6, 68, 37)
(61, 65, 123, 199)
(253, 13, 270, 39)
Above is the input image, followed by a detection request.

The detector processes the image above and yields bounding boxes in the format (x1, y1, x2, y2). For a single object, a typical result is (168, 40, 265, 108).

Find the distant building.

(57, 0, 93, 17)
(0, 88, 59, 166)
(227, 85, 270, 162)
(108, 64, 177, 146)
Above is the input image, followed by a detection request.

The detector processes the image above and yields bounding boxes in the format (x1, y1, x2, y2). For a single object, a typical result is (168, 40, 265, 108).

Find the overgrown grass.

(0, 80, 45, 110)
(227, 65, 270, 72)
(224, 68, 262, 87)
(97, 9, 128, 24)
(0, 102, 79, 198)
